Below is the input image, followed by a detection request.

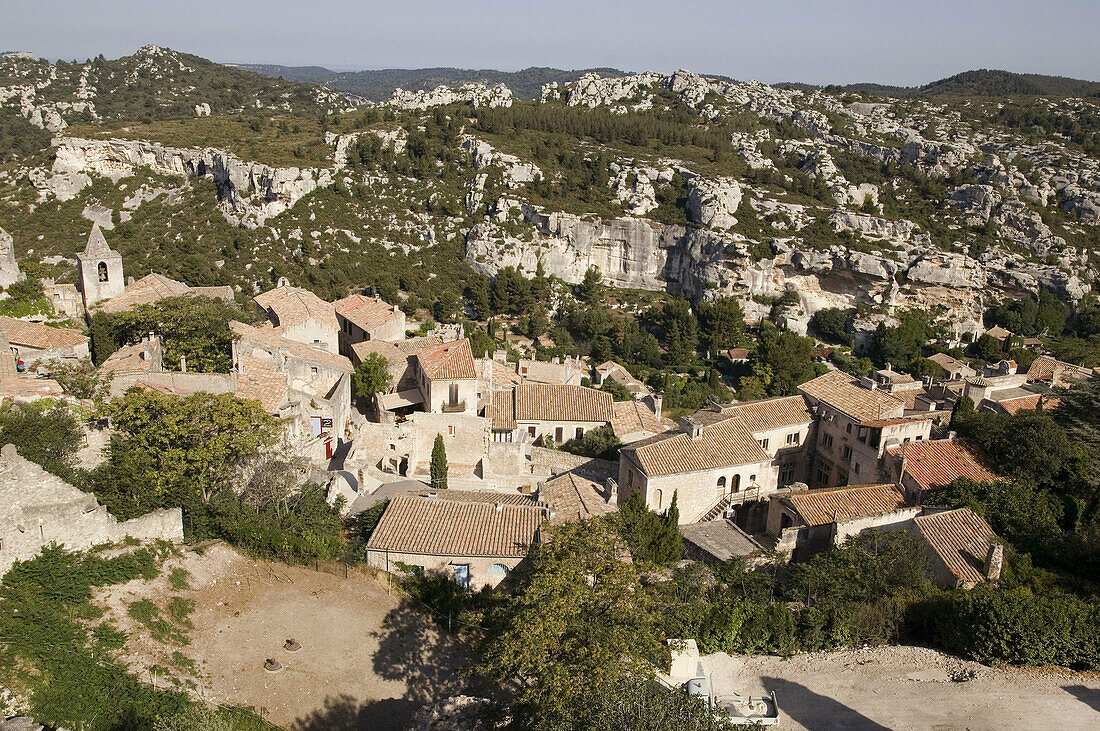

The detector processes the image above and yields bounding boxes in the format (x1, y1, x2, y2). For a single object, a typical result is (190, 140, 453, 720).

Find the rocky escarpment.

(390, 83, 513, 110)
(466, 198, 1086, 335)
(30, 137, 334, 228)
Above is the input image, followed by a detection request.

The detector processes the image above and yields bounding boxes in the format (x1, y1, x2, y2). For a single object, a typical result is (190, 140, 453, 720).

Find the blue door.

(454, 564, 470, 590)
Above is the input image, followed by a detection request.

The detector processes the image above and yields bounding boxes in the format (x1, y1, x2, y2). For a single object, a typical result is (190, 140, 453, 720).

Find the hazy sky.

(3, 0, 1099, 86)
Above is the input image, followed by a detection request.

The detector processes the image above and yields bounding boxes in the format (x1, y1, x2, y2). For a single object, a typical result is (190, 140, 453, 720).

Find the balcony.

(440, 400, 467, 413)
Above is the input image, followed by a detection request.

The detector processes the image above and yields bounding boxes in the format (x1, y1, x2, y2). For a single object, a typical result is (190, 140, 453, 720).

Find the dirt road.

(702, 645, 1100, 730)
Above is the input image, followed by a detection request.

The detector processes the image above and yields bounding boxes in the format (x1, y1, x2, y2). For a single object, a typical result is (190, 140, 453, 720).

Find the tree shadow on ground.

(292, 600, 487, 730)
(1063, 684, 1100, 715)
(761, 676, 892, 730)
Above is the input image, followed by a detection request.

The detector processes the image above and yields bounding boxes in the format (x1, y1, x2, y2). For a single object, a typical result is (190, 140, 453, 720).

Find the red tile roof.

(334, 294, 402, 334)
(887, 438, 1000, 493)
(514, 383, 614, 423)
(99, 341, 156, 376)
(490, 389, 516, 431)
(721, 396, 814, 433)
(998, 394, 1058, 415)
(416, 338, 477, 380)
(235, 356, 290, 414)
(542, 472, 616, 525)
(623, 417, 770, 477)
(366, 493, 547, 558)
(798, 371, 904, 422)
(611, 400, 668, 438)
(784, 483, 909, 527)
(914, 508, 998, 585)
(94, 273, 192, 313)
(0, 316, 88, 350)
(254, 286, 338, 330)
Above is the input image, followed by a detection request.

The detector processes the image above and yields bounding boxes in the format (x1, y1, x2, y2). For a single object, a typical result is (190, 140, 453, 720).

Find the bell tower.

(76, 223, 124, 310)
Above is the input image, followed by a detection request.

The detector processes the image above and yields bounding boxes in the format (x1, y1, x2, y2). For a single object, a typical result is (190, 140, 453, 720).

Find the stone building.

(76, 223, 124, 310)
(90, 272, 234, 316)
(365, 491, 549, 590)
(765, 482, 919, 559)
(798, 371, 932, 488)
(0, 315, 89, 366)
(415, 338, 478, 416)
(254, 285, 340, 354)
(927, 353, 976, 381)
(0, 335, 65, 403)
(617, 396, 814, 525)
(911, 508, 1002, 589)
(334, 293, 406, 351)
(884, 438, 1001, 503)
(490, 383, 615, 446)
(0, 444, 183, 576)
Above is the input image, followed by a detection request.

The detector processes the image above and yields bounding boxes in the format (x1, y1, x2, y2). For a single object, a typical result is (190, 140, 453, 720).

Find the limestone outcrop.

(460, 137, 542, 187)
(35, 137, 334, 227)
(686, 177, 742, 229)
(0, 228, 21, 287)
(390, 83, 512, 110)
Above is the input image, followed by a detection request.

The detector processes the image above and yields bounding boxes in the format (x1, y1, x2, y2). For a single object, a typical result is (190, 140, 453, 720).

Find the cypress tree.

(430, 433, 448, 490)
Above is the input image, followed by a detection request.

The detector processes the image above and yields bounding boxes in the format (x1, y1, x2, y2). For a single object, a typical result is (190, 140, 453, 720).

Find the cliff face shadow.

(761, 676, 892, 731)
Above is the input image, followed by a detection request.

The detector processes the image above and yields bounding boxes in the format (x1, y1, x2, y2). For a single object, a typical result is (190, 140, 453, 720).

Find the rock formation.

(0, 228, 21, 288)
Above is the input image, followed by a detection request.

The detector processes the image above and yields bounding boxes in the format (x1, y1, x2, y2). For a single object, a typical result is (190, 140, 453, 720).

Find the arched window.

(489, 563, 509, 577)
(716, 475, 726, 498)
(732, 474, 742, 493)
(97, 261, 109, 282)
(655, 488, 664, 509)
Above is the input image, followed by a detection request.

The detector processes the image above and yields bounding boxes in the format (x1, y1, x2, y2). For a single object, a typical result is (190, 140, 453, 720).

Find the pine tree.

(430, 433, 448, 490)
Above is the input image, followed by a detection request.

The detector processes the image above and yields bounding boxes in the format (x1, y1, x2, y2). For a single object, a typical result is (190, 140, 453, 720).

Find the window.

(842, 445, 852, 461)
(749, 474, 756, 483)
(576, 427, 584, 440)
(731, 474, 741, 493)
(449, 382, 459, 404)
(822, 434, 834, 449)
(759, 438, 769, 449)
(310, 366, 318, 376)
(846, 423, 852, 434)
(97, 261, 109, 282)
(786, 432, 800, 445)
(489, 563, 509, 577)
(854, 463, 861, 475)
(448, 425, 456, 437)
(555, 427, 563, 443)
(454, 564, 470, 590)
(528, 426, 536, 437)
(716, 476, 726, 497)
(655, 489, 664, 509)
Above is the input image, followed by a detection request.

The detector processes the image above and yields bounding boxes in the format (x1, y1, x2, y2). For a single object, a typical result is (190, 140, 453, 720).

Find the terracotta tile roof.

(254, 286, 338, 330)
(542, 472, 616, 525)
(985, 325, 1012, 339)
(235, 356, 289, 414)
(514, 383, 614, 423)
(94, 273, 193, 313)
(798, 371, 904, 422)
(485, 358, 523, 388)
(928, 353, 974, 374)
(334, 294, 402, 335)
(393, 335, 443, 355)
(914, 508, 998, 585)
(350, 340, 412, 391)
(415, 490, 538, 506)
(190, 285, 235, 301)
(416, 338, 476, 380)
(230, 321, 352, 373)
(623, 417, 770, 477)
(1026, 355, 1095, 384)
(99, 342, 156, 376)
(490, 389, 516, 431)
(859, 415, 933, 428)
(517, 358, 581, 385)
(366, 493, 547, 558)
(784, 483, 909, 527)
(681, 519, 764, 561)
(611, 400, 667, 437)
(997, 394, 1058, 415)
(720, 396, 814, 433)
(0, 316, 88, 350)
(887, 438, 1000, 493)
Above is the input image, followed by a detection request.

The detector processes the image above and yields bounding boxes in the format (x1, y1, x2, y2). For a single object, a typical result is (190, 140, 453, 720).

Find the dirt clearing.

(96, 542, 471, 730)
(702, 645, 1100, 730)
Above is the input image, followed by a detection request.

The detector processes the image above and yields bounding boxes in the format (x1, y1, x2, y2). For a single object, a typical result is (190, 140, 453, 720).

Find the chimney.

(179, 354, 187, 373)
(947, 430, 957, 441)
(495, 499, 504, 513)
(984, 543, 1004, 582)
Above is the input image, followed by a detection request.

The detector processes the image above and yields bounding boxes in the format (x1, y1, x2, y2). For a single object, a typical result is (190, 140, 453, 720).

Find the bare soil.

(701, 645, 1100, 730)
(96, 542, 471, 730)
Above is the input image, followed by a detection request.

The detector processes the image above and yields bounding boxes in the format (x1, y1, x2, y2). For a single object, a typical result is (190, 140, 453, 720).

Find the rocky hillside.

(2, 53, 1099, 342)
(234, 64, 628, 101)
(0, 46, 355, 133)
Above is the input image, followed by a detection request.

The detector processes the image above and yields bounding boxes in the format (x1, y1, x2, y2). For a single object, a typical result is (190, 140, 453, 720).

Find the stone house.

(0, 444, 183, 576)
(0, 315, 89, 366)
(927, 352, 976, 381)
(231, 320, 353, 446)
(100, 335, 235, 398)
(681, 519, 765, 567)
(0, 335, 65, 404)
(365, 491, 549, 590)
(765, 482, 919, 559)
(516, 357, 585, 387)
(492, 383, 615, 446)
(798, 371, 931, 488)
(416, 338, 479, 416)
(90, 272, 234, 316)
(617, 396, 814, 525)
(539, 471, 616, 525)
(884, 438, 1001, 503)
(610, 399, 673, 444)
(42, 280, 84, 319)
(1026, 355, 1096, 388)
(911, 508, 1002, 589)
(334, 293, 406, 351)
(254, 285, 340, 354)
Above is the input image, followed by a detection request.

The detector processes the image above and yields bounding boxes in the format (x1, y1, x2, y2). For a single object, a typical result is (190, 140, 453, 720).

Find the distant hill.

(234, 64, 628, 101)
(0, 45, 353, 125)
(913, 69, 1100, 97)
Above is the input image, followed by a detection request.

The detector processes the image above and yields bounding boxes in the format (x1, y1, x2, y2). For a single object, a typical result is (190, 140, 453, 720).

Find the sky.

(3, 0, 1099, 86)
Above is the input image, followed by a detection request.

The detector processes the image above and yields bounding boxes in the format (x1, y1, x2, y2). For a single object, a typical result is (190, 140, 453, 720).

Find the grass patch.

(167, 597, 196, 628)
(128, 599, 189, 645)
(168, 567, 191, 591)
